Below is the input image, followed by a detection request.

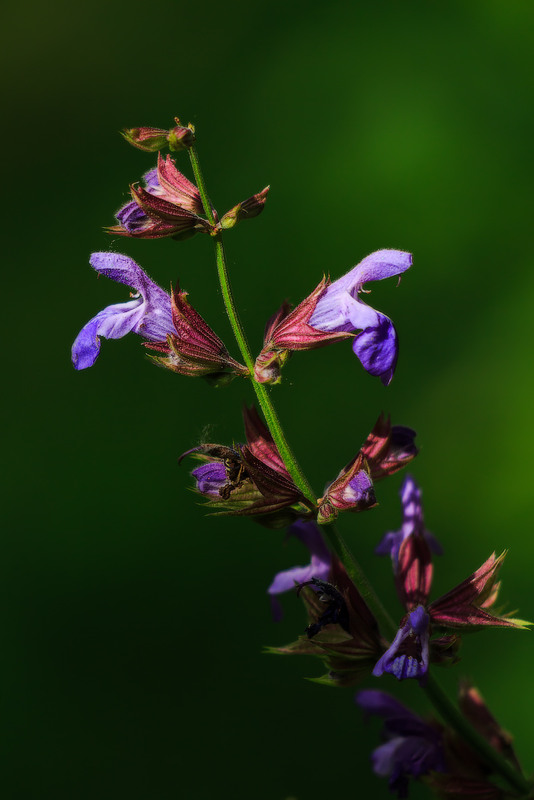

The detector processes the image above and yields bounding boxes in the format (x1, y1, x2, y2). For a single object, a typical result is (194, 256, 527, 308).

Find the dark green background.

(5, 1, 534, 797)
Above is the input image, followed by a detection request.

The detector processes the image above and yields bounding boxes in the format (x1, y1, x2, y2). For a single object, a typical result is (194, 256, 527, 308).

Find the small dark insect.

(197, 444, 249, 500)
(297, 577, 350, 638)
(219, 450, 250, 499)
(184, 443, 252, 500)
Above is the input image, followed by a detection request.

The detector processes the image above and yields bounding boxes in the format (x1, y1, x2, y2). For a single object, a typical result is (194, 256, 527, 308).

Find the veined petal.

(339, 249, 413, 293)
(72, 253, 173, 369)
(352, 313, 398, 386)
(309, 289, 378, 333)
(72, 299, 145, 370)
(191, 461, 227, 496)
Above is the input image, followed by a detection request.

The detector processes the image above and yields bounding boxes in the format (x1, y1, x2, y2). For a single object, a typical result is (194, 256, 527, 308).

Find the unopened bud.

(220, 186, 270, 230)
(121, 119, 195, 153)
(168, 120, 195, 151)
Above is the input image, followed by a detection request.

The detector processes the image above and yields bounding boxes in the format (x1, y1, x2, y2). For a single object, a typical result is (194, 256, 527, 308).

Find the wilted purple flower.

(72, 253, 173, 370)
(428, 551, 529, 630)
(376, 476, 442, 570)
(309, 249, 412, 385)
(267, 520, 331, 620)
(109, 154, 211, 240)
(356, 689, 446, 797)
(373, 605, 430, 684)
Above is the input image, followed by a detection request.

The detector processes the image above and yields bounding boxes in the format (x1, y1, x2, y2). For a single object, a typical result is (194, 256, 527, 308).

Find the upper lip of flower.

(71, 252, 173, 370)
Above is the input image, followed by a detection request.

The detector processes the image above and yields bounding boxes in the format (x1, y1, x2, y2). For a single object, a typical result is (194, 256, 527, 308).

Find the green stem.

(188, 143, 530, 796)
(425, 674, 531, 796)
(188, 146, 316, 506)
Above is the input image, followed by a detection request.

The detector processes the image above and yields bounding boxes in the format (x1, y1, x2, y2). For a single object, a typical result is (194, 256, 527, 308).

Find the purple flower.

(267, 520, 331, 621)
(356, 689, 446, 797)
(376, 476, 442, 570)
(109, 155, 210, 240)
(72, 252, 173, 370)
(191, 461, 227, 496)
(309, 249, 412, 385)
(115, 168, 160, 234)
(373, 605, 430, 684)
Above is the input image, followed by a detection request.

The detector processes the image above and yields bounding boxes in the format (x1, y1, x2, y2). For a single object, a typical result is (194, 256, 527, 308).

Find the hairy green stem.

(188, 143, 530, 796)
(188, 146, 315, 505)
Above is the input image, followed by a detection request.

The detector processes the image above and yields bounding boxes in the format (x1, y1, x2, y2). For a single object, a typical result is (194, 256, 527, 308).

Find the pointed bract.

(395, 533, 434, 611)
(428, 552, 530, 630)
(362, 416, 419, 482)
(220, 186, 270, 229)
(144, 283, 248, 383)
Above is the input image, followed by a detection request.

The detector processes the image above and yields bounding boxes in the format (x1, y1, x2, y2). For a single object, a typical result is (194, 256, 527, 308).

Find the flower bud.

(219, 186, 270, 230)
(168, 120, 195, 151)
(121, 119, 195, 153)
(317, 452, 376, 525)
(121, 127, 171, 152)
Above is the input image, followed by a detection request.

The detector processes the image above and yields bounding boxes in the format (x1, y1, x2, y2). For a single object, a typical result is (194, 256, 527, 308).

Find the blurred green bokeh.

(5, 1, 534, 797)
